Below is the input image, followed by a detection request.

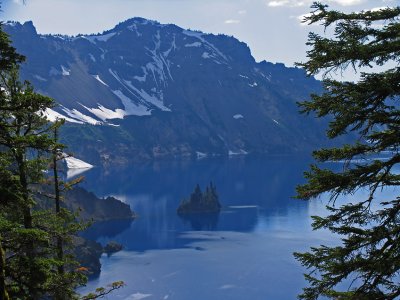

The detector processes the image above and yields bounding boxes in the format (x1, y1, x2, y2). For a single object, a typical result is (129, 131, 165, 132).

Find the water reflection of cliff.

(82, 219, 134, 239)
(80, 155, 313, 252)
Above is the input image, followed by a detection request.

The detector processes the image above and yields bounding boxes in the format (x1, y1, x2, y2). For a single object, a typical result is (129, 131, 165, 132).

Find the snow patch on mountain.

(126, 292, 152, 300)
(64, 156, 93, 169)
(123, 80, 171, 112)
(112, 90, 152, 116)
(109, 69, 128, 86)
(109, 69, 170, 112)
(133, 67, 148, 82)
(196, 151, 207, 159)
(61, 65, 70, 76)
(202, 52, 211, 59)
(89, 53, 96, 62)
(62, 107, 101, 125)
(85, 32, 117, 43)
(201, 52, 224, 64)
(144, 31, 174, 85)
(185, 42, 202, 47)
(81, 104, 124, 121)
(99, 48, 107, 60)
(228, 149, 248, 156)
(5, 21, 17, 27)
(128, 24, 142, 37)
(34, 74, 47, 82)
(256, 70, 272, 82)
(93, 75, 108, 86)
(183, 30, 228, 62)
(66, 168, 89, 179)
(44, 108, 83, 124)
(233, 114, 244, 119)
(163, 36, 177, 57)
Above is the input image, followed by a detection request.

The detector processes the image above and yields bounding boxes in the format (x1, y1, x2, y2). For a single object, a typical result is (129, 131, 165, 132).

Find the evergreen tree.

(0, 17, 125, 298)
(0, 64, 56, 298)
(209, 182, 220, 209)
(295, 3, 400, 299)
(191, 184, 203, 204)
(0, 156, 20, 300)
(0, 22, 24, 71)
(0, 65, 122, 299)
(0, 16, 125, 298)
(43, 122, 87, 299)
(0, 20, 25, 300)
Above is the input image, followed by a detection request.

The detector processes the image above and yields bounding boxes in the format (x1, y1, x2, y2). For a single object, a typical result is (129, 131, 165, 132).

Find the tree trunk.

(16, 151, 37, 298)
(16, 153, 32, 230)
(53, 128, 65, 300)
(53, 146, 64, 275)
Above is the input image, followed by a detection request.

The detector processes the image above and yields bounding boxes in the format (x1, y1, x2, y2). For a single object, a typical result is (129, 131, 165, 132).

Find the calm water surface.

(77, 156, 340, 299)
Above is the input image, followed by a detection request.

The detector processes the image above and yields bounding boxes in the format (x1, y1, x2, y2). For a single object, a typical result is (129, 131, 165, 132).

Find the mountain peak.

(113, 17, 162, 30)
(4, 20, 37, 35)
(4, 17, 324, 164)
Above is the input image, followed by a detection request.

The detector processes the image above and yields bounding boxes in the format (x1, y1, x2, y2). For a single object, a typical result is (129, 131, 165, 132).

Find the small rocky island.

(177, 182, 221, 214)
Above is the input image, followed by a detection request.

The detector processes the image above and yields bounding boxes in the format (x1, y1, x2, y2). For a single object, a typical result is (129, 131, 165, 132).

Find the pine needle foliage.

(0, 20, 124, 299)
(294, 2, 400, 300)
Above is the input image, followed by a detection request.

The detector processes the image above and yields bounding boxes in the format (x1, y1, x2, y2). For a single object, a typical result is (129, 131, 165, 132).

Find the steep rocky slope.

(4, 19, 325, 163)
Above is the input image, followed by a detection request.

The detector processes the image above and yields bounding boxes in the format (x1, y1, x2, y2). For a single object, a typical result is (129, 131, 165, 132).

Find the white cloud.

(225, 19, 240, 24)
(267, 1, 306, 8)
(267, 0, 290, 7)
(329, 0, 363, 5)
(370, 6, 390, 12)
(238, 10, 247, 15)
(12, 0, 24, 4)
(268, 0, 365, 7)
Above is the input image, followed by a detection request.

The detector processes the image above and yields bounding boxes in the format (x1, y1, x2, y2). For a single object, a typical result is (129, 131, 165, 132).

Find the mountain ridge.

(4, 18, 326, 164)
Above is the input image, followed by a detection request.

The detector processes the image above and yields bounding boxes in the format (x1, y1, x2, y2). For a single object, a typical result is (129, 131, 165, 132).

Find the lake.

(77, 155, 343, 299)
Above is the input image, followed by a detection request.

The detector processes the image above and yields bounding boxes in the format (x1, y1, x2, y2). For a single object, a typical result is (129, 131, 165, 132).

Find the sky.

(1, 0, 397, 67)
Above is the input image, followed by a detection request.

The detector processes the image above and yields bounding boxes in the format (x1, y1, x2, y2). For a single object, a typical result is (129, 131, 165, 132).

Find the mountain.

(4, 19, 325, 164)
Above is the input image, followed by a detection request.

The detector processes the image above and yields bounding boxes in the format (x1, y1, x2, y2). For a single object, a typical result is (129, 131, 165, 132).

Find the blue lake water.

(77, 155, 345, 299)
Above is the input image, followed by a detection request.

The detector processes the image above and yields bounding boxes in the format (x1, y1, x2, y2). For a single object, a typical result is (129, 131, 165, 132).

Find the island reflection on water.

(78, 155, 335, 299)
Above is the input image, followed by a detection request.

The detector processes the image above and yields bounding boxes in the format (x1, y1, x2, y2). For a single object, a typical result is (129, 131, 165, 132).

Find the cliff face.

(64, 187, 134, 277)
(65, 187, 134, 222)
(4, 19, 326, 164)
(73, 236, 103, 277)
